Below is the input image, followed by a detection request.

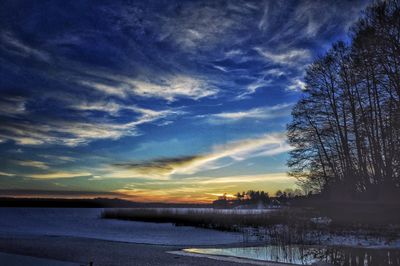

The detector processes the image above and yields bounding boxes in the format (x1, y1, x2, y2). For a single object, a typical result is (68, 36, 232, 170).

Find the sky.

(0, 0, 372, 203)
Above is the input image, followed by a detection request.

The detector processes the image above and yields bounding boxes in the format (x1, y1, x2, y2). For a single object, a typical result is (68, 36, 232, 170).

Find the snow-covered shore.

(244, 225, 400, 249)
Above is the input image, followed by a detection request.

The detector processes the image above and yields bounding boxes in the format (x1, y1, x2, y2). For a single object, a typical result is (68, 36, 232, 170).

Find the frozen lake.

(0, 252, 79, 266)
(0, 208, 244, 245)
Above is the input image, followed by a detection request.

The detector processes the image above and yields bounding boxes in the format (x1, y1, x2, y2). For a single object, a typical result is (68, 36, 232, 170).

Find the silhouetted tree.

(288, 0, 400, 201)
(275, 190, 283, 197)
(233, 190, 270, 205)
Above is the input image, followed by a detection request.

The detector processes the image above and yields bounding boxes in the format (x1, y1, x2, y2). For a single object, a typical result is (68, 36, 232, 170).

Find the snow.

(0, 208, 244, 245)
(0, 252, 79, 266)
(244, 226, 400, 249)
(310, 232, 400, 248)
(310, 217, 332, 225)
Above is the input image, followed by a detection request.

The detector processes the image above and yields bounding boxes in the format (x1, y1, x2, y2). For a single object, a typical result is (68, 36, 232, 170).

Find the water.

(184, 245, 400, 265)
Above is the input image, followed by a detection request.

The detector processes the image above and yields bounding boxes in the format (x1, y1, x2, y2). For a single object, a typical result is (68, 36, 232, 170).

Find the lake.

(0, 207, 243, 245)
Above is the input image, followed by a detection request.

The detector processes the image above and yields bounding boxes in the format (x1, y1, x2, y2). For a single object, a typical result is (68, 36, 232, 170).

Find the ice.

(0, 208, 244, 245)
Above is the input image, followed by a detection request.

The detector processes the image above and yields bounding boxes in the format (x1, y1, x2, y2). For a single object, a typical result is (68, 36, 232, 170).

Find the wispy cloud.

(0, 96, 26, 117)
(288, 79, 307, 91)
(39, 155, 76, 163)
(106, 132, 292, 179)
(79, 75, 218, 102)
(263, 68, 285, 77)
(69, 101, 131, 115)
(128, 76, 218, 101)
(258, 1, 368, 43)
(254, 47, 311, 66)
(1, 119, 137, 146)
(110, 156, 199, 180)
(79, 81, 127, 98)
(1, 32, 50, 62)
(68, 99, 181, 119)
(158, 2, 254, 52)
(16, 160, 49, 170)
(0, 119, 139, 146)
(0, 171, 15, 177)
(27, 171, 92, 179)
(236, 78, 272, 99)
(0, 99, 181, 146)
(202, 103, 293, 124)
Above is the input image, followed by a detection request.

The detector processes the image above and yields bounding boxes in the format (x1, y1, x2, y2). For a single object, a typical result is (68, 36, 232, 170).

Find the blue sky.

(0, 0, 371, 202)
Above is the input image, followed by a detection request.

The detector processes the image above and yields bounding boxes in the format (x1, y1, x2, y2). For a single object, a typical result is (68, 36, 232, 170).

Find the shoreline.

(0, 234, 260, 266)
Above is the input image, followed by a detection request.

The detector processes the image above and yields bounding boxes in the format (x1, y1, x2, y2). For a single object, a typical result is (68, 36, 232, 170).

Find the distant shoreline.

(0, 197, 211, 208)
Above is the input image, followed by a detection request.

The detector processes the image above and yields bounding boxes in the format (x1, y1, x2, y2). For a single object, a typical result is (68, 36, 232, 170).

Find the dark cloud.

(112, 155, 201, 177)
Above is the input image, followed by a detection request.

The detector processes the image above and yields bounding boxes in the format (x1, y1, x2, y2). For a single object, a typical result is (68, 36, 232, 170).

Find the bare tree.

(288, 0, 400, 201)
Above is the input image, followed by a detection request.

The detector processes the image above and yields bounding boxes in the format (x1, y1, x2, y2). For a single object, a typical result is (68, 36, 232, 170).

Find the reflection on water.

(184, 245, 400, 265)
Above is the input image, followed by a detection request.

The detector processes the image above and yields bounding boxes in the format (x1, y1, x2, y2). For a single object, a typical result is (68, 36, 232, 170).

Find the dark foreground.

(0, 235, 271, 266)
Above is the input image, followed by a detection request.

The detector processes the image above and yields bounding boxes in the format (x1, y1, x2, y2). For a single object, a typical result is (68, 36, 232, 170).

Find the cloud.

(236, 79, 272, 99)
(225, 49, 244, 58)
(212, 65, 229, 73)
(0, 119, 139, 146)
(107, 132, 293, 179)
(0, 98, 181, 146)
(0, 96, 27, 117)
(258, 1, 369, 43)
(111, 156, 199, 180)
(68, 99, 180, 119)
(16, 160, 49, 170)
(0, 32, 50, 62)
(79, 81, 127, 98)
(70, 101, 129, 114)
(27, 171, 92, 179)
(288, 79, 307, 91)
(127, 76, 218, 102)
(264, 68, 285, 77)
(158, 2, 254, 52)
(254, 47, 311, 66)
(0, 171, 15, 177)
(39, 155, 76, 163)
(203, 103, 293, 124)
(196, 172, 293, 184)
(79, 75, 217, 102)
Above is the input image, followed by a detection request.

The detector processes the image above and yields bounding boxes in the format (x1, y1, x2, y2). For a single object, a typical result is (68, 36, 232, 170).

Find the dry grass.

(101, 208, 311, 232)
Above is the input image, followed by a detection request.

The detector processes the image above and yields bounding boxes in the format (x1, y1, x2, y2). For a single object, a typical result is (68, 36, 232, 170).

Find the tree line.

(288, 0, 400, 201)
(215, 189, 304, 205)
